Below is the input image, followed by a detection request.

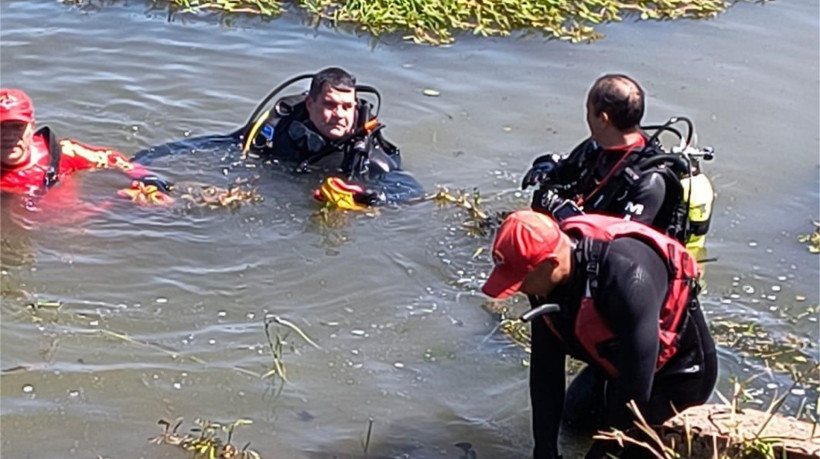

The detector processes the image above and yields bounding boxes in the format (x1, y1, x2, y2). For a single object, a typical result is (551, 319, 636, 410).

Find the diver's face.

(0, 121, 33, 167)
(306, 84, 356, 140)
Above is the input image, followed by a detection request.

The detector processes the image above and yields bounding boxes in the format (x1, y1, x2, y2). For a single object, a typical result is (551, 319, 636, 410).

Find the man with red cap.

(0, 88, 171, 204)
(482, 210, 716, 459)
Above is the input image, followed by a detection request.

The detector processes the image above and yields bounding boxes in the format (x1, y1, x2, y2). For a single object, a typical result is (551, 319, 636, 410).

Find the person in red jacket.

(0, 88, 172, 204)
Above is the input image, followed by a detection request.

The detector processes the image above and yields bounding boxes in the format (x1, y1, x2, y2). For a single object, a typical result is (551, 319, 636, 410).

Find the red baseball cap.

(482, 210, 563, 299)
(0, 88, 34, 123)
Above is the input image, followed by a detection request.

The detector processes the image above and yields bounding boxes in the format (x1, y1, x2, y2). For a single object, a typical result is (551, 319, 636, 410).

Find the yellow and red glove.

(313, 177, 384, 211)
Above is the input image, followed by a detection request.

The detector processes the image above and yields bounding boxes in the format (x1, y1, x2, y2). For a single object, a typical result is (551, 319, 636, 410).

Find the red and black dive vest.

(544, 214, 700, 376)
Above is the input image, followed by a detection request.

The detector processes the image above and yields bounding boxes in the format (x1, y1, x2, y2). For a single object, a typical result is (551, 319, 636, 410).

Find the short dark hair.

(588, 74, 644, 131)
(308, 67, 356, 100)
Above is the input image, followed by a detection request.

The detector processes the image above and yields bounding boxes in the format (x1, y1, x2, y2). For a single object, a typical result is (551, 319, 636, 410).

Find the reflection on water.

(1, 0, 818, 458)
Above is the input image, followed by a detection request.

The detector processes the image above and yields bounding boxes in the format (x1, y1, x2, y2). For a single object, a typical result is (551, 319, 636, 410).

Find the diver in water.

(521, 74, 715, 250)
(240, 67, 424, 208)
(0, 88, 172, 205)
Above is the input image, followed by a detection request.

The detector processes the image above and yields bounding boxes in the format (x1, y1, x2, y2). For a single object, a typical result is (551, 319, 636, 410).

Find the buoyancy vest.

(543, 214, 701, 377)
(249, 95, 401, 180)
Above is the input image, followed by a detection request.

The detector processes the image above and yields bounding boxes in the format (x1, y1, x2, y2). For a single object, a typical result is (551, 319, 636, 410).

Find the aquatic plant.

(431, 186, 507, 237)
(362, 418, 374, 457)
(797, 221, 820, 254)
(481, 300, 532, 352)
(61, 0, 770, 45)
(709, 314, 818, 383)
(261, 315, 321, 382)
(177, 178, 264, 210)
(151, 417, 262, 459)
(115, 176, 263, 209)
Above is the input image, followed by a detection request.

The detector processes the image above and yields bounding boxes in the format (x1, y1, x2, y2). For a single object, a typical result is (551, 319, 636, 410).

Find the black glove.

(531, 187, 563, 214)
(353, 188, 386, 206)
(522, 154, 560, 190)
(137, 175, 173, 193)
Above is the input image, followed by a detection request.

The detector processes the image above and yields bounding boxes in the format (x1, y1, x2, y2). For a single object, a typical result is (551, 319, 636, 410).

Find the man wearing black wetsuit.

(248, 67, 423, 205)
(269, 67, 363, 165)
(523, 75, 682, 233)
(482, 210, 717, 459)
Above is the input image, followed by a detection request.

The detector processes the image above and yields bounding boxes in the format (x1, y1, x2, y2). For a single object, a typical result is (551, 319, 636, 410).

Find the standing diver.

(240, 67, 423, 210)
(521, 74, 716, 251)
(482, 210, 717, 459)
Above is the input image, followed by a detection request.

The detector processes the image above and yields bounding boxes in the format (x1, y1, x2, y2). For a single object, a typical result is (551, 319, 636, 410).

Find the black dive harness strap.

(581, 143, 660, 211)
(519, 240, 608, 324)
(35, 126, 62, 189)
(579, 237, 609, 296)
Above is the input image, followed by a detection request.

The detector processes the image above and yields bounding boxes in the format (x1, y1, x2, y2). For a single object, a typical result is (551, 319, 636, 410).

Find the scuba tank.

(648, 117, 716, 251)
(680, 162, 715, 250)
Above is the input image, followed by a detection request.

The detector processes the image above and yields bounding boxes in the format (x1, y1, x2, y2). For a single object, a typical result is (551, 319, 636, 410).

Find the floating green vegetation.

(710, 314, 819, 383)
(432, 187, 506, 237)
(151, 418, 262, 459)
(61, 0, 769, 45)
(797, 221, 820, 254)
(177, 178, 264, 210)
(482, 300, 532, 352)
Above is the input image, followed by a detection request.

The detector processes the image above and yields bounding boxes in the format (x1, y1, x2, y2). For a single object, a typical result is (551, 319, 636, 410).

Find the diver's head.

(0, 88, 35, 168)
(586, 74, 644, 146)
(482, 210, 573, 300)
(305, 67, 357, 141)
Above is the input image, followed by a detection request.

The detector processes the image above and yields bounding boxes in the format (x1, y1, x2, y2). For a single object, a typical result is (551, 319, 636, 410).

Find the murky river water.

(1, 1, 818, 458)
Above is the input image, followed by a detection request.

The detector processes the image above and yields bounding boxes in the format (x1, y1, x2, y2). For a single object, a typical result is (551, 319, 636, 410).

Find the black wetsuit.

(539, 138, 681, 231)
(258, 99, 424, 204)
(530, 237, 717, 459)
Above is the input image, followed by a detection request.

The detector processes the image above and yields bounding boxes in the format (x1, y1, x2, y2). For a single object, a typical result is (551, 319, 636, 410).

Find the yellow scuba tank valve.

(681, 171, 715, 250)
(242, 109, 272, 154)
